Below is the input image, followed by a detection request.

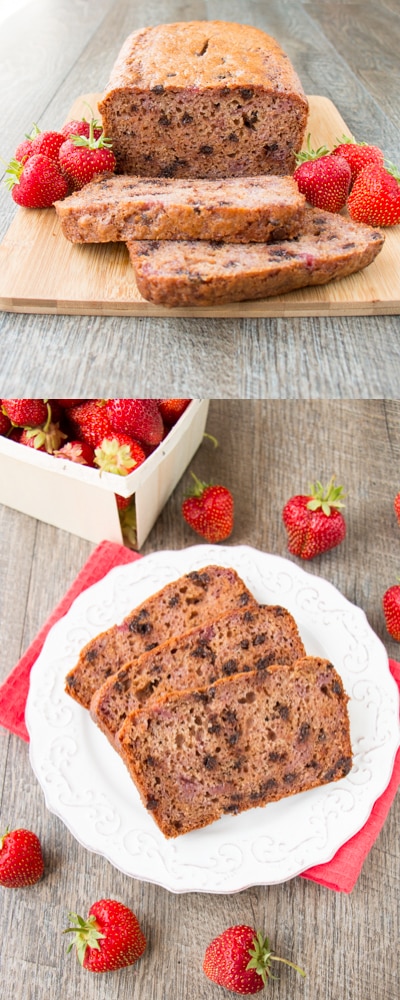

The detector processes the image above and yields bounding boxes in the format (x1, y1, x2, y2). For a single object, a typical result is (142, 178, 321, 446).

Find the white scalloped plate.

(26, 545, 399, 893)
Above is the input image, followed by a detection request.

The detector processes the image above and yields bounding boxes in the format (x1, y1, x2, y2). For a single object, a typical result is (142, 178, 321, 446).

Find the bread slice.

(117, 657, 352, 838)
(98, 21, 309, 178)
(126, 207, 384, 306)
(65, 565, 256, 709)
(54, 173, 306, 244)
(90, 603, 306, 745)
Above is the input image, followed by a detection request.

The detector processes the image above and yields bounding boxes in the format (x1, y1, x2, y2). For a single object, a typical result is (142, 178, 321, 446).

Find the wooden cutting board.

(0, 94, 399, 317)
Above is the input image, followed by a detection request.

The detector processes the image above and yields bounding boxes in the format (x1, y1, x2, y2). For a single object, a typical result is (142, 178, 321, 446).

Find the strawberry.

(282, 476, 346, 560)
(5, 153, 68, 207)
(54, 440, 95, 465)
(203, 925, 305, 994)
(394, 492, 400, 526)
(64, 898, 146, 972)
(59, 118, 116, 191)
(14, 128, 66, 164)
(294, 135, 351, 212)
(182, 472, 234, 543)
(382, 582, 400, 640)
(20, 420, 67, 453)
(0, 827, 44, 888)
(115, 493, 132, 511)
(94, 433, 146, 475)
(157, 399, 191, 425)
(2, 398, 49, 426)
(106, 398, 164, 446)
(60, 117, 103, 141)
(0, 409, 12, 435)
(14, 123, 41, 162)
(66, 399, 113, 448)
(347, 161, 400, 226)
(332, 135, 384, 186)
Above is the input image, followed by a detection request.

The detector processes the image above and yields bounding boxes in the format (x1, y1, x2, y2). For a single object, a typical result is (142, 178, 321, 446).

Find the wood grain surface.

(0, 94, 397, 318)
(0, 0, 399, 395)
(0, 399, 399, 1000)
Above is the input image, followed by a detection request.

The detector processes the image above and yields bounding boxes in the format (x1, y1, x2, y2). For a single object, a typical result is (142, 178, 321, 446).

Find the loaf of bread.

(90, 603, 306, 745)
(126, 207, 385, 306)
(98, 21, 309, 179)
(54, 173, 306, 244)
(65, 565, 256, 709)
(117, 656, 352, 838)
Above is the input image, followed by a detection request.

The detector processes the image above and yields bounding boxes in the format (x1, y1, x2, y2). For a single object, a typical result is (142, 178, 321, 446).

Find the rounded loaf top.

(101, 20, 308, 96)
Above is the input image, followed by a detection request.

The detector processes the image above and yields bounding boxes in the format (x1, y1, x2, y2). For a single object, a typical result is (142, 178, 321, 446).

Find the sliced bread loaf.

(98, 21, 309, 178)
(65, 565, 256, 709)
(90, 603, 306, 745)
(126, 207, 384, 306)
(117, 656, 352, 838)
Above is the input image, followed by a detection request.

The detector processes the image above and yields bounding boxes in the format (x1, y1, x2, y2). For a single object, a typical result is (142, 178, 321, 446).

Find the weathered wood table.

(0, 399, 399, 1000)
(0, 0, 399, 396)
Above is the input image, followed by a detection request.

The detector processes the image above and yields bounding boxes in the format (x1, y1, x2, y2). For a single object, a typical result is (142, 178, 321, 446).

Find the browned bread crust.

(98, 21, 309, 178)
(127, 207, 384, 306)
(54, 173, 306, 244)
(90, 604, 306, 745)
(65, 566, 256, 709)
(117, 657, 352, 838)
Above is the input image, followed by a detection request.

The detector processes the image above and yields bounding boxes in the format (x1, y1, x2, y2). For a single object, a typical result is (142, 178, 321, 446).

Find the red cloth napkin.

(0, 539, 398, 893)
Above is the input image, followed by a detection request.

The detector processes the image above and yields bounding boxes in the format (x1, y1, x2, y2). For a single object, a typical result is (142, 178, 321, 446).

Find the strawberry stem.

(384, 160, 400, 182)
(187, 471, 210, 497)
(246, 931, 306, 985)
(295, 133, 330, 164)
(64, 912, 105, 966)
(306, 475, 346, 515)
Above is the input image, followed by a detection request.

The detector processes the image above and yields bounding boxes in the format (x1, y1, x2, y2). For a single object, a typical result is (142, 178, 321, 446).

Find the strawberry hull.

(0, 400, 209, 548)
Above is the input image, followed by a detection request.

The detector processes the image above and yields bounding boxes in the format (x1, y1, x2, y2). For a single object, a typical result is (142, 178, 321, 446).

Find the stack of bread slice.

(55, 173, 384, 307)
(65, 564, 352, 838)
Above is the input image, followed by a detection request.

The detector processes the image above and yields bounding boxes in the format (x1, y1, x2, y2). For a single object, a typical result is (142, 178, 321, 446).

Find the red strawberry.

(0, 409, 12, 435)
(294, 135, 351, 212)
(394, 492, 400, 526)
(54, 440, 95, 465)
(182, 473, 234, 543)
(203, 925, 305, 994)
(0, 827, 44, 888)
(59, 118, 116, 191)
(60, 117, 103, 141)
(65, 898, 146, 972)
(382, 582, 400, 640)
(347, 161, 400, 226)
(94, 432, 146, 475)
(157, 399, 191, 425)
(332, 135, 384, 185)
(15, 129, 66, 163)
(115, 493, 132, 511)
(106, 398, 164, 446)
(20, 420, 67, 453)
(14, 123, 41, 162)
(5, 153, 68, 207)
(2, 398, 48, 426)
(67, 400, 113, 448)
(282, 476, 346, 560)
